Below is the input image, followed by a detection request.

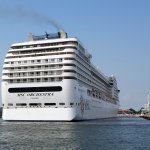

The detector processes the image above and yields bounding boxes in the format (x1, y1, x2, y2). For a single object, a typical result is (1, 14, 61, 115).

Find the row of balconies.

(7, 47, 77, 57)
(8, 47, 65, 55)
(4, 58, 63, 65)
(6, 70, 63, 77)
(2, 72, 76, 80)
(5, 77, 63, 83)
(4, 56, 76, 66)
(6, 51, 76, 59)
(2, 75, 78, 84)
(2, 65, 76, 73)
(10, 41, 78, 51)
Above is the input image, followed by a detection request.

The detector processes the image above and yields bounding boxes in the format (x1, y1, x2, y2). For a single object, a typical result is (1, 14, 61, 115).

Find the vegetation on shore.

(129, 108, 144, 114)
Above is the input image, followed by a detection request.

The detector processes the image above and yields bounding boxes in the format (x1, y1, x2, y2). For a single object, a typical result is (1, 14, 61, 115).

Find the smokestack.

(28, 32, 33, 41)
(59, 29, 68, 39)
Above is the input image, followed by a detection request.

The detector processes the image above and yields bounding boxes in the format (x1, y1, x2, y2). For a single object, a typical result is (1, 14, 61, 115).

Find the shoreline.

(140, 115, 150, 120)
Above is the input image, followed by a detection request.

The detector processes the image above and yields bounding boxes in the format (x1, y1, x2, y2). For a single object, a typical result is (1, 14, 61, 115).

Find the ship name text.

(17, 93, 54, 97)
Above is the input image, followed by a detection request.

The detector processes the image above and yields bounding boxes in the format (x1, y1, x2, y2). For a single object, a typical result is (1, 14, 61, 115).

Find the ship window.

(44, 103, 56, 106)
(109, 83, 113, 85)
(51, 59, 55, 62)
(70, 103, 74, 105)
(17, 79, 20, 83)
(23, 79, 27, 82)
(29, 72, 34, 76)
(16, 103, 27, 106)
(10, 73, 13, 77)
(31, 60, 34, 63)
(29, 103, 41, 107)
(30, 79, 34, 82)
(44, 72, 48, 75)
(37, 60, 41, 63)
(56, 77, 62, 81)
(87, 90, 90, 96)
(45, 59, 48, 63)
(58, 58, 62, 62)
(64, 70, 76, 73)
(37, 66, 41, 69)
(8, 86, 62, 93)
(37, 78, 41, 82)
(43, 78, 48, 82)
(64, 64, 76, 67)
(59, 103, 65, 105)
(57, 71, 62, 75)
(49, 71, 53, 75)
(36, 72, 40, 76)
(23, 73, 26, 76)
(64, 77, 77, 80)
(8, 103, 13, 106)
(51, 78, 55, 81)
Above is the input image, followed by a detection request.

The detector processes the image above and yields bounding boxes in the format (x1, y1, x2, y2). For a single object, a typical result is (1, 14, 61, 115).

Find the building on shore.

(147, 94, 150, 112)
(141, 94, 150, 115)
(118, 109, 133, 115)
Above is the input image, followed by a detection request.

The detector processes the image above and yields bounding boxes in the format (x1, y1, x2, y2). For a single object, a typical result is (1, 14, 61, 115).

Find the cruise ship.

(2, 29, 120, 121)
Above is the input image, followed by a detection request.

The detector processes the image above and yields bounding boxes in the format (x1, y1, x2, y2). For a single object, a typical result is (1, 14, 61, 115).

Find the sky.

(0, 0, 150, 110)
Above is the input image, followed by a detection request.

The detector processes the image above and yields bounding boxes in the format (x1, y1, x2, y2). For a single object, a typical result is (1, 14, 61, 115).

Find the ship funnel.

(58, 29, 68, 38)
(28, 32, 33, 41)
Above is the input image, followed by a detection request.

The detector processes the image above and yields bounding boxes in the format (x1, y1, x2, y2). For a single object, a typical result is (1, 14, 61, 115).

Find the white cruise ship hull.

(2, 103, 118, 121)
(2, 80, 118, 121)
(2, 108, 77, 121)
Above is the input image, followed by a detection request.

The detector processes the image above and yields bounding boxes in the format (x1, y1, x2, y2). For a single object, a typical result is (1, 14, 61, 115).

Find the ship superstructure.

(2, 30, 119, 121)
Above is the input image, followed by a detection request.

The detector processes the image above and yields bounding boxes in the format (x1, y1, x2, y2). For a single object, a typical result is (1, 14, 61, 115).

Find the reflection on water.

(0, 118, 150, 150)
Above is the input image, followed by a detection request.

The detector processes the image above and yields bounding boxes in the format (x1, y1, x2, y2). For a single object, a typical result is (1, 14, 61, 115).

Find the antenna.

(45, 32, 48, 39)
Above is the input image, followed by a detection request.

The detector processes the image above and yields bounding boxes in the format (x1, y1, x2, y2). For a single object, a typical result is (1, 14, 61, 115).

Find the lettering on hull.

(17, 93, 54, 97)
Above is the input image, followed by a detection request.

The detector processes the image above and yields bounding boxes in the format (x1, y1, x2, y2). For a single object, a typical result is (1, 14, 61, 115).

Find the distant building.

(118, 109, 133, 114)
(142, 94, 150, 114)
(147, 94, 150, 112)
(144, 94, 150, 112)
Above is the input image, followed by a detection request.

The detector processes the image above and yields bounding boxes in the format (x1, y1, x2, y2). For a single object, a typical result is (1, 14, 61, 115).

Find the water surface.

(0, 117, 150, 150)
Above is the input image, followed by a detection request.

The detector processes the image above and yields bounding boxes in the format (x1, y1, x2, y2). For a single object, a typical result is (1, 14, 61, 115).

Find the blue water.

(0, 117, 150, 150)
